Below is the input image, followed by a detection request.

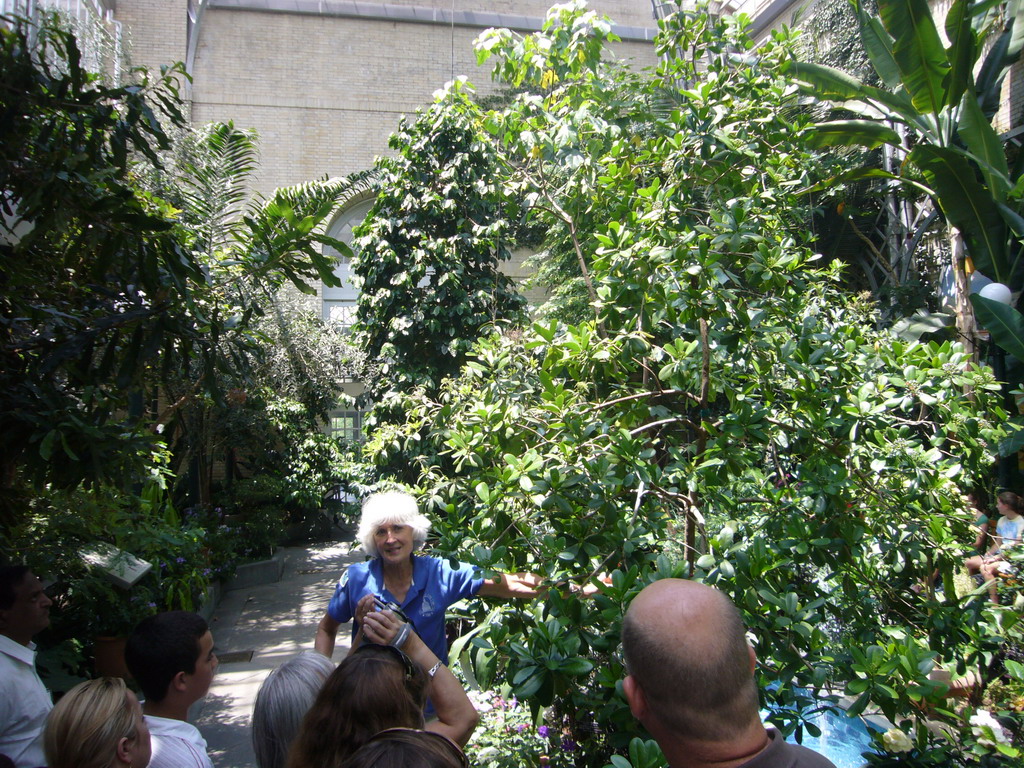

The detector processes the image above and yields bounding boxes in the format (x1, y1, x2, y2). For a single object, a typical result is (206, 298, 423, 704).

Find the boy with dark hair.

(0, 565, 53, 768)
(125, 611, 218, 768)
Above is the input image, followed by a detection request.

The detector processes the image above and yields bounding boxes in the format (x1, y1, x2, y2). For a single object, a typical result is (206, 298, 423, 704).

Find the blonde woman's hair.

(357, 491, 431, 557)
(44, 677, 140, 768)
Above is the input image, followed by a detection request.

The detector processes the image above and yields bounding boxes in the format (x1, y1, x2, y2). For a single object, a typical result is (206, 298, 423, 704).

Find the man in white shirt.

(125, 611, 219, 768)
(0, 566, 53, 768)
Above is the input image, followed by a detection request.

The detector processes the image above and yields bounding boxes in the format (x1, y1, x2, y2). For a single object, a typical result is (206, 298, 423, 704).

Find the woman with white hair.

(252, 651, 335, 768)
(314, 490, 562, 664)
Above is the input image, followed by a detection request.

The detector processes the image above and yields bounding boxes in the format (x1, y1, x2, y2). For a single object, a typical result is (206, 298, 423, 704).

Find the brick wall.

(187, 7, 657, 194)
(105, 2, 654, 314)
(114, 0, 189, 77)
(372, 0, 657, 27)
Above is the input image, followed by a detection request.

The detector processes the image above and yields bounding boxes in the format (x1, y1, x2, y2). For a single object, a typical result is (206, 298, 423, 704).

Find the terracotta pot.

(93, 635, 131, 680)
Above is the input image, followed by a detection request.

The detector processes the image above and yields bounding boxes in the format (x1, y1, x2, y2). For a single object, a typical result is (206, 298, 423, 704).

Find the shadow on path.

(194, 541, 361, 768)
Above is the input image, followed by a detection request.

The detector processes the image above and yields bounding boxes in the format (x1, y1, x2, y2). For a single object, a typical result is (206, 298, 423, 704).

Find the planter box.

(223, 550, 286, 592)
(198, 579, 223, 623)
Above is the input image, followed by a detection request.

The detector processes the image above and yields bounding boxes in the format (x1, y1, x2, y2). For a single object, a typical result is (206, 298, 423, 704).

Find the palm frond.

(178, 121, 259, 259)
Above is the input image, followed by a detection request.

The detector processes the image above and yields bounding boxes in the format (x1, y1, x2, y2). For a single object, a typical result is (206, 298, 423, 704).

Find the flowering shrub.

(186, 497, 283, 577)
(880, 728, 913, 754)
(969, 709, 1010, 749)
(464, 689, 572, 768)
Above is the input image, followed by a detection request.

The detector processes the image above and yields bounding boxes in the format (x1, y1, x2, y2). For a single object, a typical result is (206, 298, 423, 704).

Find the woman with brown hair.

(43, 677, 151, 768)
(287, 608, 477, 768)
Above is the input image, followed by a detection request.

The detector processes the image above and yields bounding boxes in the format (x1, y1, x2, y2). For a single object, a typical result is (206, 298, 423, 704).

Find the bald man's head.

(621, 579, 760, 741)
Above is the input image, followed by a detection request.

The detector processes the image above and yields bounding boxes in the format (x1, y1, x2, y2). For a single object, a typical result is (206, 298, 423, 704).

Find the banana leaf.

(806, 120, 902, 150)
(972, 293, 1024, 362)
(854, 0, 902, 89)
(877, 0, 950, 114)
(912, 144, 1009, 282)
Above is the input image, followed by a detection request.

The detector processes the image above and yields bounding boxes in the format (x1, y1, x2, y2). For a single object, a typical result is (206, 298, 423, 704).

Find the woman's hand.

(362, 609, 407, 645)
(354, 593, 377, 627)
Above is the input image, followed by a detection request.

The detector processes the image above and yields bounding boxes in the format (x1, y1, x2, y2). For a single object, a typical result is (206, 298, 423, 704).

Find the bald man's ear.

(623, 675, 648, 721)
(748, 644, 756, 674)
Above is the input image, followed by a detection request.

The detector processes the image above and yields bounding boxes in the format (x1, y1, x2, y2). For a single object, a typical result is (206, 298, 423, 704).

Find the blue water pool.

(773, 708, 879, 768)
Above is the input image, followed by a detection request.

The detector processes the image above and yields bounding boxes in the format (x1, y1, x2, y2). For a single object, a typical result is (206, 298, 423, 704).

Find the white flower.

(467, 690, 493, 713)
(881, 728, 914, 754)
(970, 709, 1010, 747)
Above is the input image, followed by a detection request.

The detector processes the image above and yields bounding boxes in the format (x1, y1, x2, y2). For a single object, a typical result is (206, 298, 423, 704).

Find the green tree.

(205, 293, 363, 518)
(365, 4, 1017, 765)
(353, 80, 527, 404)
(790, 0, 1024, 349)
(0, 15, 191, 503)
(0, 15, 350, 519)
(144, 120, 361, 504)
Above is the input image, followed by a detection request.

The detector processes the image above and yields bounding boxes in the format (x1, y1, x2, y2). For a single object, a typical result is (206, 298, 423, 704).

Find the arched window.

(322, 197, 374, 329)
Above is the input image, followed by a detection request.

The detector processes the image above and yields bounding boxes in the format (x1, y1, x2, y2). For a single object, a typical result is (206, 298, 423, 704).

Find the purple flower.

(561, 738, 578, 752)
(537, 726, 549, 738)
(147, 602, 156, 609)
(516, 724, 528, 733)
(175, 557, 186, 564)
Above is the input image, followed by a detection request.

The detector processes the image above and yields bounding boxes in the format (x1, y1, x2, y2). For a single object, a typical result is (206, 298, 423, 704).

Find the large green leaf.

(943, 0, 976, 109)
(787, 60, 870, 100)
(788, 61, 920, 124)
(998, 417, 1024, 457)
(1008, 0, 1024, 61)
(854, 0, 901, 89)
(805, 120, 902, 150)
(976, 0, 1024, 119)
(911, 144, 1008, 281)
(995, 206, 1024, 289)
(971, 293, 1024, 363)
(805, 166, 936, 199)
(877, 0, 951, 115)
(957, 91, 1010, 199)
(890, 310, 954, 341)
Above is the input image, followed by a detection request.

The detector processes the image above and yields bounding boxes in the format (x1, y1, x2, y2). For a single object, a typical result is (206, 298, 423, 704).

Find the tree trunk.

(950, 230, 977, 361)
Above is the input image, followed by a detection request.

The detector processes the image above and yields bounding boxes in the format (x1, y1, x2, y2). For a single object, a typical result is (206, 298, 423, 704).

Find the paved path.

(194, 541, 361, 768)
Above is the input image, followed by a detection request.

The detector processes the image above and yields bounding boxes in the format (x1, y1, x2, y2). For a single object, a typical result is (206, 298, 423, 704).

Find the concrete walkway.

(194, 540, 361, 768)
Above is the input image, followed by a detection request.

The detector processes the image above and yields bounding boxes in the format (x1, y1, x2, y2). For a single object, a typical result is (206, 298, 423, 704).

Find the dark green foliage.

(792, 0, 1024, 294)
(363, 3, 1018, 764)
(793, 0, 1024, 478)
(0, 15, 351, 513)
(353, 80, 526, 402)
(0, 16, 190, 495)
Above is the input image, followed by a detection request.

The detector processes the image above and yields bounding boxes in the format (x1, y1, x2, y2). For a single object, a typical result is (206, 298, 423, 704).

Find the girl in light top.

(965, 491, 1024, 602)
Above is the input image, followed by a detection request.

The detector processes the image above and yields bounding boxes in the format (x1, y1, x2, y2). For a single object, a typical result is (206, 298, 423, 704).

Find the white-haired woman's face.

(374, 521, 415, 564)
